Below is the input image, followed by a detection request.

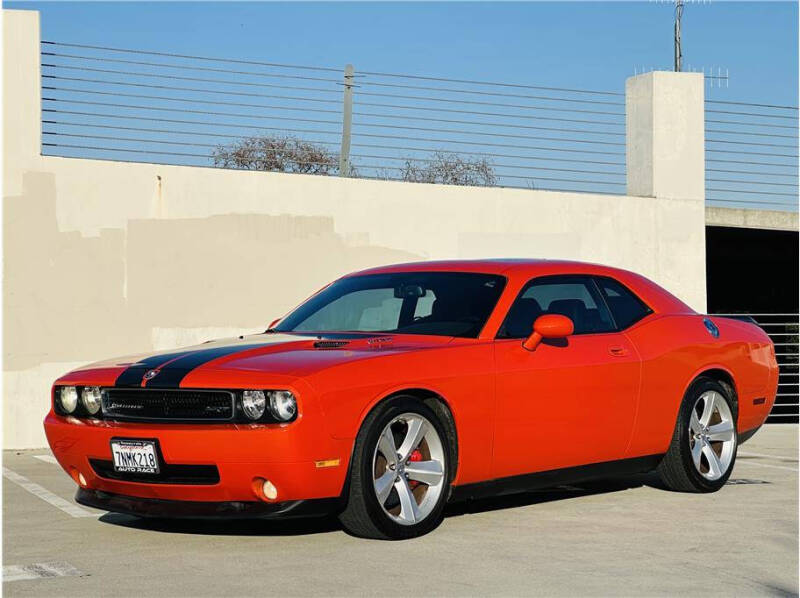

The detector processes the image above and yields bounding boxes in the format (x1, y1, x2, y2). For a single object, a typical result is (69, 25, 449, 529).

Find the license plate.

(110, 439, 160, 474)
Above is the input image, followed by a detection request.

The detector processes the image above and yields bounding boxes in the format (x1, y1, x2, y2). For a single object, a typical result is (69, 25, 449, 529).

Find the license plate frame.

(110, 438, 160, 475)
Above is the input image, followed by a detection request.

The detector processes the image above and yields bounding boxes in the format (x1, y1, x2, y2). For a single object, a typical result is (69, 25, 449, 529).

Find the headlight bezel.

(237, 389, 298, 423)
(53, 385, 299, 424)
(54, 385, 103, 417)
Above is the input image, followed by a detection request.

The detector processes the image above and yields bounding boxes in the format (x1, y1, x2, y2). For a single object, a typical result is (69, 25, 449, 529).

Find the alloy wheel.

(372, 413, 446, 526)
(688, 390, 736, 481)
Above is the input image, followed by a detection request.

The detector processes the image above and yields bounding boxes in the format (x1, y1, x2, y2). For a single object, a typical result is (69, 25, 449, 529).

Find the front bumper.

(76, 488, 340, 519)
(44, 412, 352, 505)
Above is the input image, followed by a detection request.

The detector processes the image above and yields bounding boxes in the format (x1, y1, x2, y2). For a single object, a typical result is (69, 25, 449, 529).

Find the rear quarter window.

(594, 276, 652, 330)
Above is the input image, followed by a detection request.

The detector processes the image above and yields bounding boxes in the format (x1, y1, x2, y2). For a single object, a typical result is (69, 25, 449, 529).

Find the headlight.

(81, 386, 102, 416)
(268, 390, 297, 422)
(58, 386, 78, 414)
(242, 390, 266, 420)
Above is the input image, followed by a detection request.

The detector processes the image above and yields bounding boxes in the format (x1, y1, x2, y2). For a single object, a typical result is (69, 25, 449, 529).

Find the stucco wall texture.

(4, 10, 707, 448)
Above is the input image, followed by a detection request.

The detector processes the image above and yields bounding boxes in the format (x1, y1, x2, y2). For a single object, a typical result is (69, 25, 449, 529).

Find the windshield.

(274, 272, 507, 338)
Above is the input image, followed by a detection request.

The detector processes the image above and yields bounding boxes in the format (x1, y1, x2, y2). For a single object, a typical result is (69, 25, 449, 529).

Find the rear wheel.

(338, 397, 451, 540)
(657, 377, 738, 492)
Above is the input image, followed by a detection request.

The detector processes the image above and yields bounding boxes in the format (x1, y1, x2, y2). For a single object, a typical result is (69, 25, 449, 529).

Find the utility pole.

(339, 64, 354, 177)
(674, 0, 684, 72)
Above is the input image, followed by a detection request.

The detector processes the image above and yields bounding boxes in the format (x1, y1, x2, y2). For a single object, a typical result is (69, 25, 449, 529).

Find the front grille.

(90, 459, 220, 485)
(102, 389, 235, 422)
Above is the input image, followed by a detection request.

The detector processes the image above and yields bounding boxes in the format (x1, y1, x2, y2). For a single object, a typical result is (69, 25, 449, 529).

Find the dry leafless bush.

(395, 152, 496, 187)
(212, 135, 339, 175)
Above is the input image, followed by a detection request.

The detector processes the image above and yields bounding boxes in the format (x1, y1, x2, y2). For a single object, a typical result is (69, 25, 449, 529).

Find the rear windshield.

(274, 272, 506, 338)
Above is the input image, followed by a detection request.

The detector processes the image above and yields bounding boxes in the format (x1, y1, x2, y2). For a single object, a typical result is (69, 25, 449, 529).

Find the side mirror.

(267, 318, 281, 330)
(522, 314, 574, 351)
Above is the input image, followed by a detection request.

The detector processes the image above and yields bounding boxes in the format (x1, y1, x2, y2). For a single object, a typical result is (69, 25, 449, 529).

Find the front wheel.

(657, 377, 738, 492)
(338, 398, 451, 540)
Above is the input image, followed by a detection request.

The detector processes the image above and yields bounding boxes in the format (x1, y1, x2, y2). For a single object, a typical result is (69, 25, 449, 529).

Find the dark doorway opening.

(706, 226, 798, 314)
(706, 225, 798, 424)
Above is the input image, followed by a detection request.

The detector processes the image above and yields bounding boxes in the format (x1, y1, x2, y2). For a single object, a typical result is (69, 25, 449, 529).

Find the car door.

(491, 275, 641, 479)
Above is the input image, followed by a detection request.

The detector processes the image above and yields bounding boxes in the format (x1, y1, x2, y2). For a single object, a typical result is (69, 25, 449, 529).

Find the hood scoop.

(313, 340, 350, 349)
(312, 336, 395, 350)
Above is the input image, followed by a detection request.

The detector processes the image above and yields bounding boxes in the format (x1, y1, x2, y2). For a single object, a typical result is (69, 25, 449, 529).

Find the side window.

(499, 275, 615, 338)
(594, 277, 652, 329)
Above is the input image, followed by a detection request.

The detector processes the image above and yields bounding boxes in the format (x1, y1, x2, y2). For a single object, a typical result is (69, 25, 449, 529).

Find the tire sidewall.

(357, 397, 451, 540)
(678, 378, 738, 491)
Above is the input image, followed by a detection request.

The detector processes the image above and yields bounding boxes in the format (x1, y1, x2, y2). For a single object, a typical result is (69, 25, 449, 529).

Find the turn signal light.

(315, 458, 341, 469)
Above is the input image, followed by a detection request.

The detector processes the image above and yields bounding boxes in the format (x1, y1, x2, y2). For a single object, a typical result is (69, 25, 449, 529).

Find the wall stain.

(4, 171, 420, 370)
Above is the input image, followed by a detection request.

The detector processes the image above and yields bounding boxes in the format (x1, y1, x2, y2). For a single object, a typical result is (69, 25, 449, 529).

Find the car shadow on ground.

(444, 473, 658, 518)
(97, 473, 666, 537)
(99, 511, 344, 536)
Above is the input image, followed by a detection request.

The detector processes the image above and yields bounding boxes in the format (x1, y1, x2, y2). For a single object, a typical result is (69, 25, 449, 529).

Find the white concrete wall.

(3, 9, 708, 448)
(705, 206, 799, 232)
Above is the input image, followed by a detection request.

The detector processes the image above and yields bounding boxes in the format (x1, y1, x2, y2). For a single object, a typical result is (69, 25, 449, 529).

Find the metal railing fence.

(713, 314, 799, 423)
(39, 40, 626, 195)
(705, 101, 798, 211)
(40, 41, 799, 210)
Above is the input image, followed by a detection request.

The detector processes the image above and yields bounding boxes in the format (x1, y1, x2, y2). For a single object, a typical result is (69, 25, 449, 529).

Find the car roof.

(347, 259, 693, 315)
(351, 258, 626, 277)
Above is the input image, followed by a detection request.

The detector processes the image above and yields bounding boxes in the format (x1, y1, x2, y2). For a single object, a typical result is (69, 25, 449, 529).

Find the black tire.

(338, 397, 453, 540)
(657, 376, 738, 493)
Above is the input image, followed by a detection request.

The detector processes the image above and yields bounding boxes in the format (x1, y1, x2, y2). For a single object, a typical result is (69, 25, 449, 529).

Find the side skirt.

(449, 454, 664, 502)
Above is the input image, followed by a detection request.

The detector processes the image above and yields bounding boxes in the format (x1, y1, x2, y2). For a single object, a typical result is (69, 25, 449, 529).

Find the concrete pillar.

(3, 9, 41, 197)
(626, 71, 704, 200)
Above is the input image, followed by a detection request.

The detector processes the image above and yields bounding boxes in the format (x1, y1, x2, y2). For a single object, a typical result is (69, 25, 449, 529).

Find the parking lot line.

(2, 467, 100, 518)
(3, 561, 84, 583)
(33, 454, 59, 465)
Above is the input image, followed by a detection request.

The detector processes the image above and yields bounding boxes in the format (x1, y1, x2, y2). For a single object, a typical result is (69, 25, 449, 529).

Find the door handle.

(609, 346, 629, 357)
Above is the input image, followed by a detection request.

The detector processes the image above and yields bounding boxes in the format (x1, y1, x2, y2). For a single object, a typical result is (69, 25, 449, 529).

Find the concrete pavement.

(3, 425, 797, 597)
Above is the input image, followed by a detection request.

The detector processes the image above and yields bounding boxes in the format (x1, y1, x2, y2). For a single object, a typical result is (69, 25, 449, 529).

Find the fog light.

(262, 479, 278, 500)
(252, 477, 279, 502)
(69, 467, 87, 487)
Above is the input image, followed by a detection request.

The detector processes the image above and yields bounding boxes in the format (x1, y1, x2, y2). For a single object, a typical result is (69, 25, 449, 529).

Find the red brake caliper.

(408, 449, 423, 489)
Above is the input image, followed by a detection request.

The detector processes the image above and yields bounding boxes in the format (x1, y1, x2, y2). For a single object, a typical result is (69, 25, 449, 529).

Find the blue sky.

(6, 1, 798, 103)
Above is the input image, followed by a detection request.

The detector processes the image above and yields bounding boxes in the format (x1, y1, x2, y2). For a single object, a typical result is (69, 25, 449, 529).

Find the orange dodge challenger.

(44, 260, 778, 539)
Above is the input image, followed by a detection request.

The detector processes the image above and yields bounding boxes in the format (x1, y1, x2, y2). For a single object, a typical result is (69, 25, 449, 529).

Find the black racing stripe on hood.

(113, 333, 380, 388)
(114, 350, 195, 387)
(140, 342, 272, 388)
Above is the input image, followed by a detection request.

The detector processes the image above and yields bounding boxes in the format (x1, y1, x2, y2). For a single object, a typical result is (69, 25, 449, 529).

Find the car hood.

(65, 332, 456, 388)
